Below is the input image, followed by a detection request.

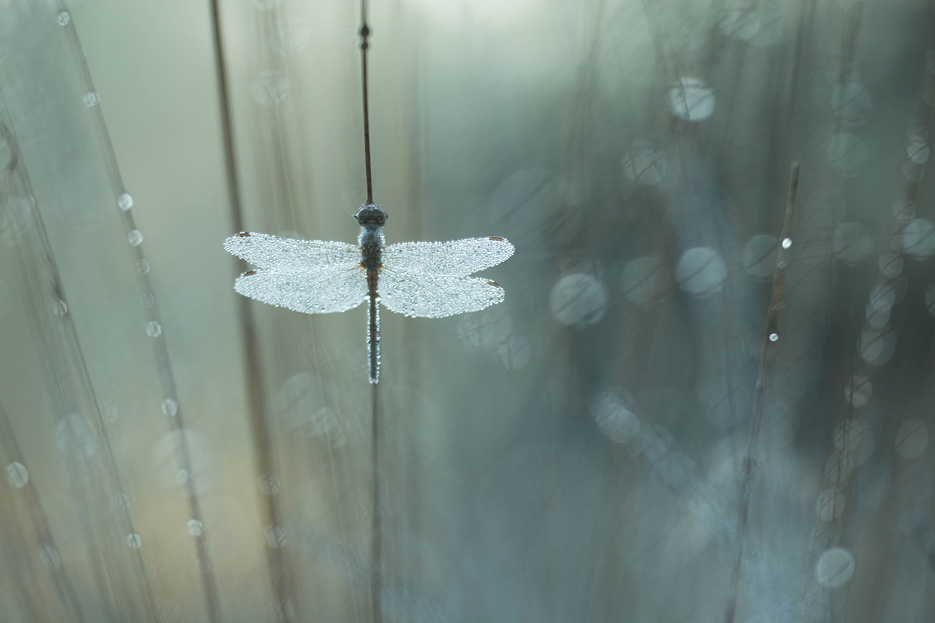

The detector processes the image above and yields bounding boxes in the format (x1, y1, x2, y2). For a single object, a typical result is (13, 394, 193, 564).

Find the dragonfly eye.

(354, 204, 388, 226)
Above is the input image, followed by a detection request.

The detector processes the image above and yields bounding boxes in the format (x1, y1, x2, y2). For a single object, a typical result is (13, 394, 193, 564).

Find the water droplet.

(866, 301, 891, 330)
(141, 292, 155, 308)
(895, 420, 928, 460)
(815, 547, 855, 588)
(844, 375, 872, 407)
(667, 77, 715, 121)
(146, 321, 162, 338)
(187, 519, 203, 537)
(83, 91, 100, 107)
(907, 136, 930, 164)
(868, 282, 896, 312)
(834, 420, 874, 466)
(162, 398, 178, 417)
(137, 259, 150, 276)
(815, 488, 845, 522)
(177, 469, 192, 485)
(824, 452, 853, 483)
(56, 11, 71, 26)
(591, 390, 641, 443)
(55, 413, 97, 458)
(5, 461, 29, 488)
(768, 332, 779, 342)
(898, 219, 935, 258)
(549, 273, 608, 326)
(675, 247, 727, 296)
(52, 300, 68, 316)
(831, 80, 872, 126)
(892, 197, 915, 226)
(128, 229, 143, 246)
(127, 533, 142, 549)
(117, 192, 134, 211)
(878, 252, 903, 278)
(781, 237, 792, 249)
(859, 328, 896, 366)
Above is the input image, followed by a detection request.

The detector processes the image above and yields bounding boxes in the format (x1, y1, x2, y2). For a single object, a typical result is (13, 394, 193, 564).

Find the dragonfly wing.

(235, 266, 367, 314)
(378, 268, 505, 318)
(382, 237, 514, 276)
(224, 232, 361, 269)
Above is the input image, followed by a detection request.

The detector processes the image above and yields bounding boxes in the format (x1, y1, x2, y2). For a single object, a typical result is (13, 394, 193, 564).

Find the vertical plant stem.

(724, 162, 799, 623)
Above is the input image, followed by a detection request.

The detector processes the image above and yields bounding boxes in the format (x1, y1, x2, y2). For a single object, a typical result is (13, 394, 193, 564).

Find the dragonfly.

(224, 204, 514, 383)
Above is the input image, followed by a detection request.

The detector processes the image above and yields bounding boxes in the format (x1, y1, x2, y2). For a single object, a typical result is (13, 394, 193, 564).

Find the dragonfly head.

(354, 204, 388, 227)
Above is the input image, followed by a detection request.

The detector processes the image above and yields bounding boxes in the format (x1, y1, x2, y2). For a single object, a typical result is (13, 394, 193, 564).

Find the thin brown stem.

(360, 0, 374, 205)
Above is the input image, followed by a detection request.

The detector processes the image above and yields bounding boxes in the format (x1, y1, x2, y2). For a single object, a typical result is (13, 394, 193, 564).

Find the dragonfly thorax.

(359, 227, 385, 270)
(356, 204, 386, 271)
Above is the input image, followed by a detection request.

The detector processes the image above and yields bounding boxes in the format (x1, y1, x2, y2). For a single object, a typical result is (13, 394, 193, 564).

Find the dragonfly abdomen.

(358, 212, 384, 383)
(367, 269, 380, 383)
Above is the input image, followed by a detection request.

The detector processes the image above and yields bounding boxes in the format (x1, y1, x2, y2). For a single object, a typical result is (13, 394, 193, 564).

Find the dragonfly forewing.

(382, 237, 514, 276)
(225, 232, 361, 269)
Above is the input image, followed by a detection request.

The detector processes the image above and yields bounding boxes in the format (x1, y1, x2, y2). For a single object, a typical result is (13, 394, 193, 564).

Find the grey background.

(1, 0, 934, 621)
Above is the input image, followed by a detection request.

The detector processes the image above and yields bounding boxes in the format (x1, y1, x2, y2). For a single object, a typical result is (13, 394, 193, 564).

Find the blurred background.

(1, 0, 935, 621)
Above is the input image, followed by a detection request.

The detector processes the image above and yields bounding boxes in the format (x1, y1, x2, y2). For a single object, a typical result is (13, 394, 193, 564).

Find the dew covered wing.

(224, 232, 361, 270)
(381, 237, 514, 276)
(378, 269, 505, 318)
(235, 266, 367, 314)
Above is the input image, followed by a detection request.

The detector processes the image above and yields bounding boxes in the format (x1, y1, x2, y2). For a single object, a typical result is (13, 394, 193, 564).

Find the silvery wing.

(224, 232, 361, 269)
(235, 265, 367, 314)
(378, 268, 505, 318)
(224, 232, 366, 313)
(381, 237, 514, 276)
